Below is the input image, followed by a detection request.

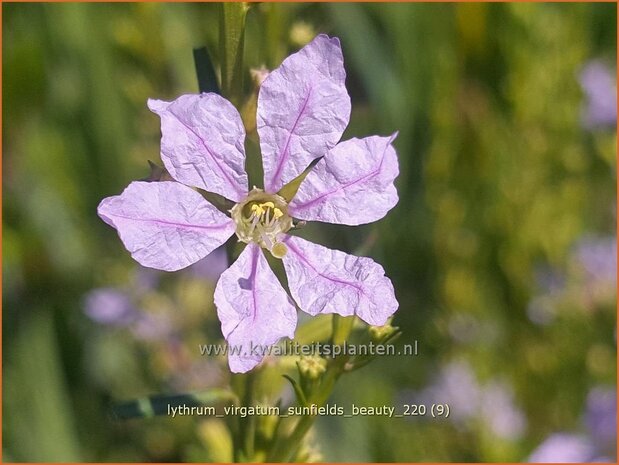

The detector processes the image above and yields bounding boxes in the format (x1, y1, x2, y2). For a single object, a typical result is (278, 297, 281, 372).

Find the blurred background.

(3, 2, 617, 462)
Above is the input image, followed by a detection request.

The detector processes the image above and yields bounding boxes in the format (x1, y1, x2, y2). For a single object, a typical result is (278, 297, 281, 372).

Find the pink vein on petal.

(167, 108, 244, 198)
(267, 86, 313, 192)
(291, 136, 393, 210)
(102, 212, 232, 231)
(284, 236, 365, 295)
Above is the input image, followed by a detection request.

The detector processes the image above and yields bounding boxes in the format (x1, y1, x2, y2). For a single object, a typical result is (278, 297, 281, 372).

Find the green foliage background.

(3, 2, 616, 462)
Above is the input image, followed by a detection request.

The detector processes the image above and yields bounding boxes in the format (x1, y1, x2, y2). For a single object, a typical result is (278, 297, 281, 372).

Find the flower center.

(231, 188, 292, 258)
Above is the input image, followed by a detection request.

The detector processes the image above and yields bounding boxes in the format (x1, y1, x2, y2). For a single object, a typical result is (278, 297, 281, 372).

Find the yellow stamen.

(230, 188, 293, 250)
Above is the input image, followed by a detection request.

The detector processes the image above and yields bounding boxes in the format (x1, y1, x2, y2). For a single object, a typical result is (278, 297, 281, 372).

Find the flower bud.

(297, 355, 327, 380)
(368, 322, 396, 342)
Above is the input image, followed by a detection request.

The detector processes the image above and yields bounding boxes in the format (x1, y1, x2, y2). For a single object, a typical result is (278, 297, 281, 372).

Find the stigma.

(231, 188, 292, 258)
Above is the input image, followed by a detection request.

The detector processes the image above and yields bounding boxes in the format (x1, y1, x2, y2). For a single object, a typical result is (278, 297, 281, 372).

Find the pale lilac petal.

(282, 236, 397, 326)
(214, 243, 297, 373)
(258, 34, 351, 193)
(289, 134, 399, 225)
(148, 94, 248, 201)
(98, 181, 235, 272)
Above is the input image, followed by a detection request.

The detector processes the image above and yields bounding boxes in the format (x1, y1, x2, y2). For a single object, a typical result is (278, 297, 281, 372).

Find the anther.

(271, 242, 288, 259)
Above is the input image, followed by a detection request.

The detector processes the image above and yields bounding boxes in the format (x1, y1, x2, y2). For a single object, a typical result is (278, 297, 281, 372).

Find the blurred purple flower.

(575, 236, 617, 285)
(528, 433, 595, 462)
(585, 386, 617, 451)
(134, 266, 162, 293)
(580, 60, 617, 129)
(480, 381, 526, 440)
(534, 266, 566, 296)
(527, 387, 617, 463)
(416, 361, 481, 423)
(97, 35, 400, 373)
(84, 288, 137, 326)
(527, 267, 565, 325)
(131, 313, 173, 341)
(412, 362, 527, 441)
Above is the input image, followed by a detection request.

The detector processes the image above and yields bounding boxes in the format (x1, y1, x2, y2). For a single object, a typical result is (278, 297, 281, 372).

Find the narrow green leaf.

(294, 314, 332, 345)
(193, 46, 220, 94)
(219, 3, 249, 106)
(110, 388, 237, 420)
(197, 188, 235, 217)
(282, 374, 308, 407)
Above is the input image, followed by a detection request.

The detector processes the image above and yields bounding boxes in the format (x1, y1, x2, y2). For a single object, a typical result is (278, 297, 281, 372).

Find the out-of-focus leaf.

(219, 2, 249, 104)
(282, 374, 308, 406)
(193, 46, 220, 94)
(4, 311, 82, 461)
(110, 388, 238, 420)
(294, 314, 332, 345)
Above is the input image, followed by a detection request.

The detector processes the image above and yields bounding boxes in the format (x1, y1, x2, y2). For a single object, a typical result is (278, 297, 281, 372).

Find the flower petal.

(258, 34, 351, 193)
(289, 134, 399, 225)
(98, 181, 235, 272)
(214, 243, 297, 373)
(282, 236, 398, 326)
(148, 93, 248, 201)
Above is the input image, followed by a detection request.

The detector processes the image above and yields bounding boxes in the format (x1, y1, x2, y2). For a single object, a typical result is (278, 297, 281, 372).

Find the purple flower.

(527, 433, 595, 462)
(585, 386, 617, 452)
(480, 381, 526, 440)
(84, 288, 137, 326)
(411, 361, 526, 441)
(580, 60, 617, 129)
(575, 236, 617, 286)
(415, 361, 481, 423)
(97, 35, 400, 373)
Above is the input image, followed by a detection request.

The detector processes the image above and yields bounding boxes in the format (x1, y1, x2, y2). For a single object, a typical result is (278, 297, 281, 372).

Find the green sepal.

(277, 156, 323, 203)
(197, 188, 236, 217)
(140, 160, 174, 182)
(193, 46, 220, 94)
(294, 314, 332, 345)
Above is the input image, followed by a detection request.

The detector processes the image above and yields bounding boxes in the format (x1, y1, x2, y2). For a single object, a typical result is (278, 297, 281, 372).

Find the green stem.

(268, 316, 355, 462)
(219, 2, 249, 106)
(229, 374, 244, 462)
(241, 372, 256, 461)
(332, 314, 355, 345)
(214, 6, 250, 461)
(268, 362, 345, 462)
